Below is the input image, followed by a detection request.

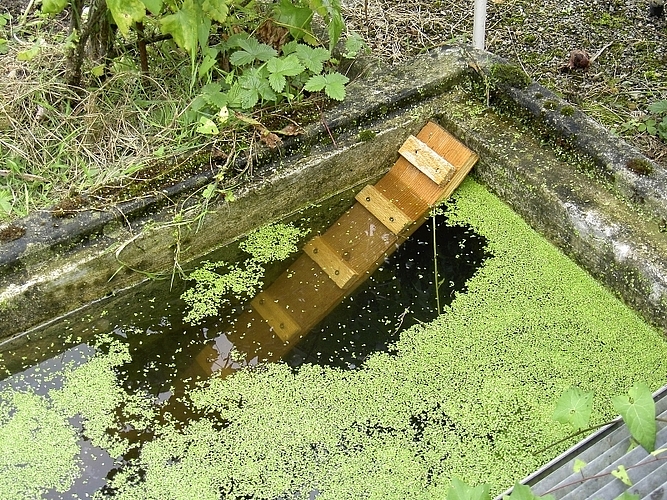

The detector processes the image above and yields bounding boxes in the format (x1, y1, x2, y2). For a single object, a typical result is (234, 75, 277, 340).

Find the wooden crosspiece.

(192, 121, 478, 377)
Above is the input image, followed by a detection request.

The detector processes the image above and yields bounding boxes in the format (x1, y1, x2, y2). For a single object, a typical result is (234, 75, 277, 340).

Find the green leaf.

(615, 492, 640, 500)
(505, 483, 555, 500)
(17, 43, 40, 61)
(611, 465, 632, 486)
(343, 31, 367, 58)
(275, 0, 314, 41)
(238, 68, 276, 106)
(612, 382, 656, 452)
(295, 44, 330, 74)
(107, 0, 146, 36)
(648, 100, 667, 115)
(196, 116, 219, 135)
(200, 82, 228, 108)
(305, 72, 348, 100)
(140, 0, 162, 16)
(202, 0, 229, 23)
(572, 458, 587, 473)
(0, 189, 13, 215)
(90, 64, 106, 77)
(447, 477, 490, 500)
(160, 0, 201, 55)
(229, 37, 277, 66)
(552, 386, 594, 430)
(266, 54, 305, 92)
(41, 0, 68, 15)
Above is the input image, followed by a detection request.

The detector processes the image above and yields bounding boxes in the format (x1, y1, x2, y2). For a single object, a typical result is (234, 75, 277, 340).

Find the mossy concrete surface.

(1, 45, 667, 340)
(0, 48, 470, 339)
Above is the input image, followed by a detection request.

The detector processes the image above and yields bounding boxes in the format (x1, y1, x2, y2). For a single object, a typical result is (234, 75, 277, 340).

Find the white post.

(473, 0, 487, 50)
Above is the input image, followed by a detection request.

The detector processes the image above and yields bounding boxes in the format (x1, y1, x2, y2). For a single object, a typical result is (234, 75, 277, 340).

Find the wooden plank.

(304, 235, 359, 289)
(355, 184, 414, 235)
(371, 176, 430, 221)
(250, 290, 302, 342)
(319, 204, 398, 273)
(399, 135, 456, 186)
(261, 254, 348, 338)
(380, 122, 478, 206)
(192, 120, 479, 376)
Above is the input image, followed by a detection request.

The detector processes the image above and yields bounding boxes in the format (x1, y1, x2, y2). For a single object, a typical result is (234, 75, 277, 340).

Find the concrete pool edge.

(1, 45, 666, 339)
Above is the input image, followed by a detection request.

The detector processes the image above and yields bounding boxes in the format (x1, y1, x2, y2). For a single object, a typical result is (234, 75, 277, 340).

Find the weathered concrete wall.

(0, 48, 469, 339)
(1, 45, 666, 341)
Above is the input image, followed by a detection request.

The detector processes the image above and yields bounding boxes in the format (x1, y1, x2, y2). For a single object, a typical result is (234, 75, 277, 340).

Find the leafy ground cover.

(2, 178, 666, 498)
(1, 0, 665, 223)
(0, 0, 355, 221)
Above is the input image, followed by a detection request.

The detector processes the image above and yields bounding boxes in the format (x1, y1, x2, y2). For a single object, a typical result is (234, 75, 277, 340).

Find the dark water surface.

(0, 205, 489, 499)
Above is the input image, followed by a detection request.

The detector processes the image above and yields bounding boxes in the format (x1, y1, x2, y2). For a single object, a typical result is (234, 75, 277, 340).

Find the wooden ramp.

(193, 122, 478, 377)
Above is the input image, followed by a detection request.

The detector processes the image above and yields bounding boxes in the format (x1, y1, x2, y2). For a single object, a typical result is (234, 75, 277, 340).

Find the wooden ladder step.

(355, 184, 414, 235)
(303, 235, 359, 289)
(250, 290, 302, 342)
(399, 135, 457, 186)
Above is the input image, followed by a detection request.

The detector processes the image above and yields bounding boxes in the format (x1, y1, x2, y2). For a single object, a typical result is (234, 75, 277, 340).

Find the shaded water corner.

(1, 44, 667, 340)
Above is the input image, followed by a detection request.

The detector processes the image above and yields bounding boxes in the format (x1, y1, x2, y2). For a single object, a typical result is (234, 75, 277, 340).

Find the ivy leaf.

(294, 44, 330, 74)
(552, 386, 593, 431)
(506, 483, 555, 500)
(229, 37, 277, 66)
(140, 0, 162, 16)
(41, 0, 68, 15)
(572, 458, 587, 474)
(266, 54, 305, 92)
(304, 72, 348, 100)
(447, 477, 490, 500)
(202, 0, 229, 23)
(612, 382, 656, 452)
(107, 0, 146, 36)
(160, 0, 203, 55)
(611, 465, 632, 486)
(275, 0, 314, 42)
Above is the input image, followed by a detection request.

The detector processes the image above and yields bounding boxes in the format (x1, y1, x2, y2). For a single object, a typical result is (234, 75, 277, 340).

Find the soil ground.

(342, 0, 667, 166)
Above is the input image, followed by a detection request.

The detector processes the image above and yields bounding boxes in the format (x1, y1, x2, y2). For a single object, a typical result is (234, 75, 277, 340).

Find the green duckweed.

(3, 179, 667, 499)
(106, 178, 667, 499)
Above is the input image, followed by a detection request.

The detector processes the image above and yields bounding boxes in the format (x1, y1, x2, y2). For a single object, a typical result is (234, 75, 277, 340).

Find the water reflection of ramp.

(195, 121, 478, 376)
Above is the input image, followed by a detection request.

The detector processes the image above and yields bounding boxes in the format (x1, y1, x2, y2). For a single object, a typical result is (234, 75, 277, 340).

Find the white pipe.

(473, 0, 487, 50)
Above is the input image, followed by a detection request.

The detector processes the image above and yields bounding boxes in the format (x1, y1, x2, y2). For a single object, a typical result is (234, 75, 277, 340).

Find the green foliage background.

(2, 178, 666, 498)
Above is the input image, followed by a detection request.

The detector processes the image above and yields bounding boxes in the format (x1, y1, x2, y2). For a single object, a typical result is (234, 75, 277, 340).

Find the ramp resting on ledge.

(195, 121, 478, 375)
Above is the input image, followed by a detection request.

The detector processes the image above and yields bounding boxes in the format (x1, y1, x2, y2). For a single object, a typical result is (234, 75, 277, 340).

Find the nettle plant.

(190, 35, 352, 135)
(41, 0, 356, 110)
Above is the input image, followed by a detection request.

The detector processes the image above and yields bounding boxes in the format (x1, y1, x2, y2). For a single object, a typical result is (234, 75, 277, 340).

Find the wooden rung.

(399, 135, 456, 186)
(303, 235, 359, 289)
(355, 185, 414, 235)
(250, 290, 301, 342)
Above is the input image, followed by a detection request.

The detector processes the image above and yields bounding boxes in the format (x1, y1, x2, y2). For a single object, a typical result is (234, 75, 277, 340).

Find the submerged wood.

(193, 122, 478, 376)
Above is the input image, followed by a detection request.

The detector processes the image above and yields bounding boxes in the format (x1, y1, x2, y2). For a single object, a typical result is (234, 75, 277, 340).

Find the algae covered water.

(2, 178, 667, 499)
